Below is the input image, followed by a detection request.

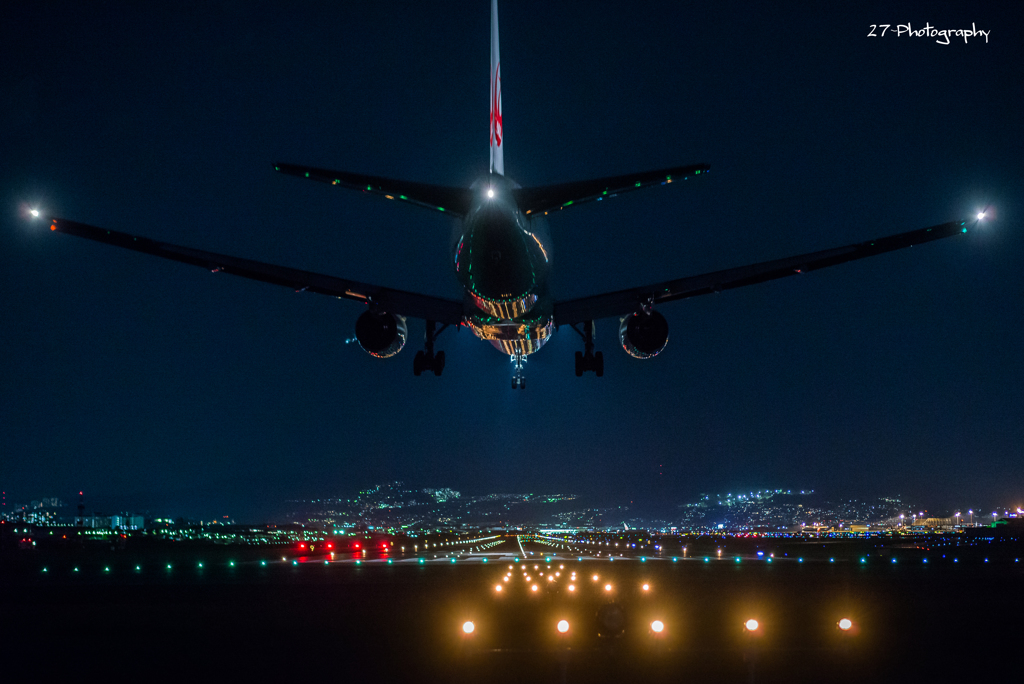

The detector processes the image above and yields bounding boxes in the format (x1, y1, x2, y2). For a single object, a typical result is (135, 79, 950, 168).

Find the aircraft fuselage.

(456, 174, 555, 356)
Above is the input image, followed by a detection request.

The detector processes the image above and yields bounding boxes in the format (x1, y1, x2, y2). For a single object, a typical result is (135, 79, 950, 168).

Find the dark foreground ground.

(3, 536, 1021, 683)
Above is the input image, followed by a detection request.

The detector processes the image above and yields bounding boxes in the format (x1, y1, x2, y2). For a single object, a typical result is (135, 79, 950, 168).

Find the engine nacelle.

(355, 310, 408, 358)
(619, 311, 669, 359)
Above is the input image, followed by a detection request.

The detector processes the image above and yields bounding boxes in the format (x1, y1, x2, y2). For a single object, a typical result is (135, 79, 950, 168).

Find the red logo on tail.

(490, 63, 502, 147)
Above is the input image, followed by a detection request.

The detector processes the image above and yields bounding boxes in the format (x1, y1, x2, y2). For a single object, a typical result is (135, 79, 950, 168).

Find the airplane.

(39, 0, 982, 390)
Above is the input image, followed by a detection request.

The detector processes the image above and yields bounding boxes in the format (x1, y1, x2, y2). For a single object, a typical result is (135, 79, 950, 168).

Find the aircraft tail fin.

(489, 0, 504, 175)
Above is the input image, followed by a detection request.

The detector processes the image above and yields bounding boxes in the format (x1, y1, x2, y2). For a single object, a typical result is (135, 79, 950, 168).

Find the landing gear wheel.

(512, 377, 518, 389)
(574, 351, 583, 377)
(433, 350, 446, 377)
(595, 351, 604, 377)
(413, 350, 424, 376)
(519, 377, 525, 390)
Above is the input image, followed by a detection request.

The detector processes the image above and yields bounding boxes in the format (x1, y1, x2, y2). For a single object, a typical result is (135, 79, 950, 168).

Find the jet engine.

(619, 311, 669, 359)
(355, 310, 407, 358)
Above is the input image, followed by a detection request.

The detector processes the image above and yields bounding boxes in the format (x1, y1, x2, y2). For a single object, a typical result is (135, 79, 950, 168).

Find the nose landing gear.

(511, 353, 526, 389)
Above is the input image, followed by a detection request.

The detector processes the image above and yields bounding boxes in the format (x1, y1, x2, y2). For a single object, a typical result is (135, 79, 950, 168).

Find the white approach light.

(651, 620, 665, 633)
(487, 188, 495, 198)
(557, 620, 570, 634)
(30, 209, 40, 218)
(977, 211, 986, 220)
(745, 619, 759, 632)
(838, 618, 853, 631)
(462, 621, 475, 634)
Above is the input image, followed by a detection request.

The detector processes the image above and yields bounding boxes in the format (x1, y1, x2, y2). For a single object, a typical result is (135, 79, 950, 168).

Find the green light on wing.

(438, 207, 445, 212)
(399, 195, 407, 200)
(696, 169, 700, 174)
(602, 191, 608, 195)
(274, 166, 280, 171)
(563, 200, 573, 206)
(305, 172, 309, 178)
(367, 185, 373, 191)
(635, 181, 642, 187)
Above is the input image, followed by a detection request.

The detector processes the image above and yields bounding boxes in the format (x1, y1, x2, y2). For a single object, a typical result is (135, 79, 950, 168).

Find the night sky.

(3, 2, 1021, 521)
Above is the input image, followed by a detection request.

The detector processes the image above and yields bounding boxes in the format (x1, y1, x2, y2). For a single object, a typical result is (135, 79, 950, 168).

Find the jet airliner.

(42, 1, 981, 389)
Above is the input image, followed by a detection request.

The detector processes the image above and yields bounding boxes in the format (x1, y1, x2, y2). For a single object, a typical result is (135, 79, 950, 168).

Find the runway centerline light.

(651, 620, 664, 633)
(838, 618, 853, 631)
(557, 620, 570, 634)
(745, 619, 759, 632)
(462, 621, 475, 634)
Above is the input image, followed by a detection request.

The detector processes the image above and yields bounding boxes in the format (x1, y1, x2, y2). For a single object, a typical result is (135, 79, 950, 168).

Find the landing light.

(745, 619, 759, 632)
(977, 211, 986, 220)
(487, 188, 495, 198)
(557, 620, 570, 634)
(838, 618, 853, 631)
(651, 620, 665, 633)
(462, 621, 475, 634)
(30, 209, 40, 218)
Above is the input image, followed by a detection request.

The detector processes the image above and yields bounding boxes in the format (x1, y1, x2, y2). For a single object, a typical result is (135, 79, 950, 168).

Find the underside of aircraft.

(41, 0, 980, 389)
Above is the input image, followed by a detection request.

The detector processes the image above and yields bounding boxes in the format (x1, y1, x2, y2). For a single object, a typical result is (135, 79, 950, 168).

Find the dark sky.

(2, 2, 1021, 521)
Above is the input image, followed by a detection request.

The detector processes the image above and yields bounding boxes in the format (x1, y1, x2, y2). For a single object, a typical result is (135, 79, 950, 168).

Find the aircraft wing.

(273, 163, 474, 218)
(513, 163, 710, 216)
(553, 219, 970, 326)
(48, 218, 465, 325)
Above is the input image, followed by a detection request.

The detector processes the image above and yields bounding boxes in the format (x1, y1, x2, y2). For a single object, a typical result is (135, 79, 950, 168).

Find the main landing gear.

(511, 353, 526, 389)
(413, 320, 449, 377)
(572, 320, 604, 377)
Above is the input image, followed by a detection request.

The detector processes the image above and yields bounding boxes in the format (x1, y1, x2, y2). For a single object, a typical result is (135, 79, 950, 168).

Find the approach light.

(592, 574, 599, 581)
(531, 585, 538, 592)
(568, 584, 575, 591)
(30, 209, 40, 217)
(651, 620, 665, 633)
(977, 211, 986, 220)
(495, 585, 502, 592)
(487, 188, 495, 198)
(838, 618, 853, 631)
(745, 619, 760, 632)
(557, 619, 570, 634)
(604, 584, 612, 592)
(642, 583, 650, 591)
(462, 621, 475, 634)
